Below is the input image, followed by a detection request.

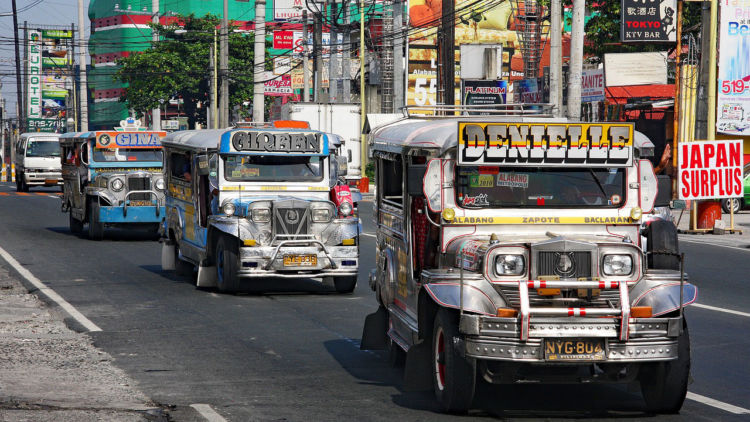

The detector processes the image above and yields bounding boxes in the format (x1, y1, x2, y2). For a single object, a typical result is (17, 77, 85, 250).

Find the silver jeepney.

(361, 110, 696, 414)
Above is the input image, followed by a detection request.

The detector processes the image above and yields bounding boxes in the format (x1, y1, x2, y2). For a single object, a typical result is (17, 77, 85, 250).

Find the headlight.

(221, 201, 236, 216)
(338, 201, 353, 216)
(111, 178, 124, 192)
(251, 208, 271, 222)
(155, 178, 165, 190)
(495, 255, 525, 276)
(602, 254, 633, 276)
(312, 208, 332, 222)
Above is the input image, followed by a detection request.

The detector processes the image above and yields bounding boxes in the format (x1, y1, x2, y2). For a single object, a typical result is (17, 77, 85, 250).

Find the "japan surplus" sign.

(679, 140, 743, 200)
(620, 0, 677, 42)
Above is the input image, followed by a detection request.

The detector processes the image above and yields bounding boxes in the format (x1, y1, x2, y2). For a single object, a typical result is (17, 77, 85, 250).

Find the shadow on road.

(46, 226, 160, 242)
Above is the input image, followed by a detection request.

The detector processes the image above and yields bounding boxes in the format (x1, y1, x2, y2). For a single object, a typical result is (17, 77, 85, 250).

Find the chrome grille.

(496, 286, 620, 309)
(127, 176, 151, 200)
(273, 206, 310, 237)
(538, 251, 592, 278)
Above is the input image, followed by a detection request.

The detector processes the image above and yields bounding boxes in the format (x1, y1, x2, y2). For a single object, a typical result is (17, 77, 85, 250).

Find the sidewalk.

(675, 207, 750, 248)
(0, 265, 159, 421)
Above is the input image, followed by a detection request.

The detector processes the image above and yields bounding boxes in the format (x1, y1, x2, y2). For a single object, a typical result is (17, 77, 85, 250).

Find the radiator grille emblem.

(554, 252, 576, 277)
(285, 210, 299, 224)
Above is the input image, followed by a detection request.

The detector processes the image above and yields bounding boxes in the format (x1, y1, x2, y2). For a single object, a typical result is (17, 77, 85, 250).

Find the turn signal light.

(496, 308, 518, 318)
(441, 208, 455, 222)
(537, 288, 561, 296)
(243, 239, 256, 246)
(342, 238, 355, 246)
(631, 306, 653, 318)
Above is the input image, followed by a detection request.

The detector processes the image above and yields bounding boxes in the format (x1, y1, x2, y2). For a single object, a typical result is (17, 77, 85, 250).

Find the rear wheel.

(639, 318, 690, 414)
(87, 199, 104, 241)
(215, 236, 240, 293)
(174, 242, 195, 279)
(432, 308, 475, 413)
(333, 275, 357, 293)
(17, 173, 28, 192)
(69, 213, 83, 234)
(721, 198, 742, 214)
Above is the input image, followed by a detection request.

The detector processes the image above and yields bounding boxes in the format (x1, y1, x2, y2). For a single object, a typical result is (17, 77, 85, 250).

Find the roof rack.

(403, 104, 555, 118)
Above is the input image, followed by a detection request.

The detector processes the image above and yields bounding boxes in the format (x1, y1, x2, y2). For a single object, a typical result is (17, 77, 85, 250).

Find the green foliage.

(365, 161, 374, 180)
(584, 2, 703, 61)
(115, 14, 257, 127)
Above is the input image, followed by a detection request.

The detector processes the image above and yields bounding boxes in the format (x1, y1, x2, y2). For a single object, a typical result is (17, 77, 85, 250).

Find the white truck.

(281, 103, 362, 184)
(14, 133, 63, 191)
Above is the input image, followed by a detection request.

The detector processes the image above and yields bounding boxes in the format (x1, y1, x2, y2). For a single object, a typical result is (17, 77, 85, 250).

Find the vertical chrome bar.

(459, 248, 464, 316)
(679, 252, 685, 333)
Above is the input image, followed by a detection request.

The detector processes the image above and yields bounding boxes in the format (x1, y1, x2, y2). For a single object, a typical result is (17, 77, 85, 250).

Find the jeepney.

(159, 124, 360, 293)
(59, 129, 167, 240)
(361, 110, 696, 414)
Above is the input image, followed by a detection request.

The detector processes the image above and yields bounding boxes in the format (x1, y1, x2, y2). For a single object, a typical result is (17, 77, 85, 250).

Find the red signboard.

(679, 140, 743, 200)
(273, 31, 294, 50)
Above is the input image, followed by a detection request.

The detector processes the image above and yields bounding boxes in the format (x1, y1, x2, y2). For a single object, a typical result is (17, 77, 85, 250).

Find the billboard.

(581, 69, 605, 103)
(26, 26, 74, 132)
(679, 140, 743, 200)
(274, 0, 304, 20)
(603, 52, 668, 87)
(620, 0, 677, 42)
(717, 1, 750, 135)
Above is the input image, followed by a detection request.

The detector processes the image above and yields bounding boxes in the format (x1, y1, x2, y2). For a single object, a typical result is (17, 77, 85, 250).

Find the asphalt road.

(0, 181, 748, 421)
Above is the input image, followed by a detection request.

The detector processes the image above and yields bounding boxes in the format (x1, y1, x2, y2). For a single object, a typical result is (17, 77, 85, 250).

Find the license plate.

(545, 339, 605, 361)
(283, 254, 317, 267)
(130, 200, 151, 207)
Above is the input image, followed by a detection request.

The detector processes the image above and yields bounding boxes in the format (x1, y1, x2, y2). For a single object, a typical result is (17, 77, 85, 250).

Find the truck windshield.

(456, 166, 625, 208)
(92, 148, 163, 163)
(26, 140, 60, 157)
(224, 155, 324, 182)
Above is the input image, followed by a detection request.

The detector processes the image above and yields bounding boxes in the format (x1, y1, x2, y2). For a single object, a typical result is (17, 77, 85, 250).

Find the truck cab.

(14, 132, 63, 191)
(361, 112, 695, 414)
(160, 124, 361, 293)
(59, 130, 167, 240)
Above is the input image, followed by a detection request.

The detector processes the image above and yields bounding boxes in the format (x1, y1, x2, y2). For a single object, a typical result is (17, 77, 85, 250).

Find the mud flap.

(197, 265, 217, 288)
(360, 306, 388, 350)
(403, 340, 432, 391)
(161, 243, 176, 271)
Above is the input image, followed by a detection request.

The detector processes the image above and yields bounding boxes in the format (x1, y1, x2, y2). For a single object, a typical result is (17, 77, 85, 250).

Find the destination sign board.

(95, 131, 166, 149)
(457, 122, 633, 167)
(229, 131, 324, 154)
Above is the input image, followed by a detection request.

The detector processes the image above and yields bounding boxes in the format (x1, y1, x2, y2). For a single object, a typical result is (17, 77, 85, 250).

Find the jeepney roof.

(59, 131, 96, 144)
(162, 127, 334, 156)
(370, 116, 569, 155)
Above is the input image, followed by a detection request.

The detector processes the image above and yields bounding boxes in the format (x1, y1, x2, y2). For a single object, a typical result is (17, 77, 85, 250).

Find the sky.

(0, 0, 88, 119)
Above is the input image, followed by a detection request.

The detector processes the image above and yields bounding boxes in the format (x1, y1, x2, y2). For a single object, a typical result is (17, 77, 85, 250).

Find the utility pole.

(303, 10, 311, 102)
(330, 1, 339, 103)
(314, 12, 323, 103)
(392, 0, 403, 110)
(253, 0, 266, 122)
(567, 0, 584, 120)
(438, 0, 455, 108)
(359, 0, 366, 170)
(220, 0, 230, 127)
(707, 0, 718, 141)
(342, 2, 351, 102)
(549, 0, 562, 117)
(151, 0, 161, 130)
(12, 1, 23, 132)
(77, 0, 89, 131)
(209, 29, 219, 129)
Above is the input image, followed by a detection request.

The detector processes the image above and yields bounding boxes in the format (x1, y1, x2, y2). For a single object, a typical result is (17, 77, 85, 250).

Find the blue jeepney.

(59, 129, 167, 240)
(160, 125, 360, 293)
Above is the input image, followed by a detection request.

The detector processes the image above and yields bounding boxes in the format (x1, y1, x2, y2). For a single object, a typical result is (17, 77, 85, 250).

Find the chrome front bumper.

(237, 244, 358, 278)
(460, 314, 682, 363)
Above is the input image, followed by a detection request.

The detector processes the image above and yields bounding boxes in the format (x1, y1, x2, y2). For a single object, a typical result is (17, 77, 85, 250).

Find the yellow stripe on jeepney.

(449, 216, 637, 225)
(220, 186, 329, 192)
(457, 122, 634, 148)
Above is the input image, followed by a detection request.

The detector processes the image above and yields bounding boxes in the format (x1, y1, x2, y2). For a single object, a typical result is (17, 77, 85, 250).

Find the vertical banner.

(717, 1, 750, 135)
(620, 0, 677, 42)
(678, 140, 743, 200)
(27, 30, 43, 120)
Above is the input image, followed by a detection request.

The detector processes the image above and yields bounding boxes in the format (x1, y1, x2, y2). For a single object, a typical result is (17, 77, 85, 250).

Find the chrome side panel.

(632, 269, 697, 316)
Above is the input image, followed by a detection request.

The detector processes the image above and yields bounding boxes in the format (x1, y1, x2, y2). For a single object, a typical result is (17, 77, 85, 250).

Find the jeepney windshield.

(92, 148, 163, 163)
(223, 155, 324, 182)
(456, 166, 625, 208)
(26, 139, 61, 157)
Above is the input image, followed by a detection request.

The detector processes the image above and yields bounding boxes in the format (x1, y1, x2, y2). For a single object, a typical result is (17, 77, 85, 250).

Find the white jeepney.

(361, 110, 696, 414)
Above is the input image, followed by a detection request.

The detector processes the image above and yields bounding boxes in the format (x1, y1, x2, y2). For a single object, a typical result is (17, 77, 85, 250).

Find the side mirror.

(407, 164, 427, 196)
(336, 156, 348, 176)
(197, 155, 210, 176)
(654, 174, 672, 207)
(638, 159, 657, 213)
(423, 159, 443, 212)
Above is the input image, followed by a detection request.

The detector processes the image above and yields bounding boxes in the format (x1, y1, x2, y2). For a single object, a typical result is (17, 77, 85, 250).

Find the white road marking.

(679, 238, 750, 253)
(692, 303, 750, 318)
(190, 404, 228, 422)
(687, 392, 750, 414)
(361, 233, 376, 238)
(0, 245, 102, 332)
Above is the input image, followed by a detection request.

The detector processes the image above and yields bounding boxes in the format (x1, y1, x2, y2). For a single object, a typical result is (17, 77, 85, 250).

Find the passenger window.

(169, 152, 192, 182)
(380, 157, 403, 207)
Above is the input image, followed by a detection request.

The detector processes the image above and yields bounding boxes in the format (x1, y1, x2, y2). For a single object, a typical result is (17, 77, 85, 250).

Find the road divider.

(0, 244, 102, 332)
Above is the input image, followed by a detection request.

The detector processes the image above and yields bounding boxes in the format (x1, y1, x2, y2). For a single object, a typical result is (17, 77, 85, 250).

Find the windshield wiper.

(588, 169, 608, 199)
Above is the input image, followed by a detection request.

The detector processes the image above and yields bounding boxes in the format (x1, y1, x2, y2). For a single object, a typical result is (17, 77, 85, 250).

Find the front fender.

(422, 282, 499, 316)
(86, 188, 117, 207)
(632, 282, 698, 316)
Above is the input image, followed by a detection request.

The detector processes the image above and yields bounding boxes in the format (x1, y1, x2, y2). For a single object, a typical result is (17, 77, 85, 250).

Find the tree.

(115, 14, 258, 128)
(583, 2, 702, 62)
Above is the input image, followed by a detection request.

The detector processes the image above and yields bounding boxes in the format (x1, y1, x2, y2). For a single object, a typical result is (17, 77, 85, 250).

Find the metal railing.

(403, 103, 556, 118)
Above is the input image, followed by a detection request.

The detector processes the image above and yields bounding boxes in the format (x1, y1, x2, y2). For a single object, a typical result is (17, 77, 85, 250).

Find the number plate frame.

(129, 200, 152, 207)
(283, 254, 317, 267)
(544, 338, 606, 361)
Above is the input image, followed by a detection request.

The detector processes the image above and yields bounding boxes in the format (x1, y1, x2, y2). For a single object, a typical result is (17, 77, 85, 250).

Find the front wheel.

(87, 199, 104, 241)
(333, 275, 357, 294)
(432, 308, 475, 414)
(721, 198, 742, 214)
(215, 236, 240, 293)
(639, 318, 690, 414)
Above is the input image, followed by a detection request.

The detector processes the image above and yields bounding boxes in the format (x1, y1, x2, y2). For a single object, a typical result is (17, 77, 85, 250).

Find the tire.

(174, 243, 195, 279)
(69, 213, 83, 234)
(432, 308, 475, 413)
(333, 275, 357, 294)
(18, 173, 28, 192)
(721, 198, 741, 214)
(215, 236, 240, 293)
(646, 219, 679, 270)
(388, 336, 406, 367)
(639, 318, 690, 414)
(87, 198, 104, 241)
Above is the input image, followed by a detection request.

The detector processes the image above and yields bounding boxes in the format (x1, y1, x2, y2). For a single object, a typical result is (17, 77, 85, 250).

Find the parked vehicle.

(361, 108, 696, 414)
(14, 133, 62, 191)
(720, 163, 750, 213)
(59, 130, 167, 240)
(159, 122, 361, 293)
